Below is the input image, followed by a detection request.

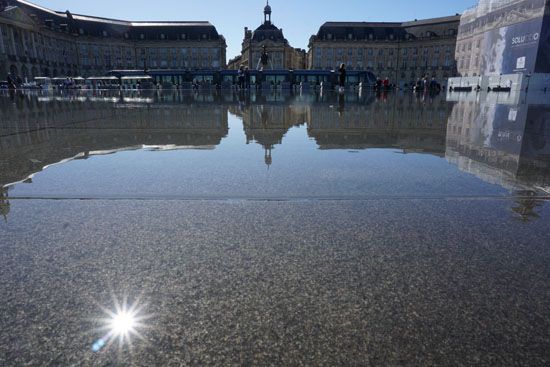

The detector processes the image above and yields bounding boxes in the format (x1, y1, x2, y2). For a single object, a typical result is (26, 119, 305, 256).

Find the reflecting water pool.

(0, 90, 549, 365)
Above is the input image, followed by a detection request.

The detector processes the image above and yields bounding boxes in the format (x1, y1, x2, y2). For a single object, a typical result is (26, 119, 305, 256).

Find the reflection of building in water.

(231, 93, 453, 164)
(307, 95, 452, 154)
(0, 93, 229, 188)
(230, 101, 308, 167)
(446, 93, 550, 193)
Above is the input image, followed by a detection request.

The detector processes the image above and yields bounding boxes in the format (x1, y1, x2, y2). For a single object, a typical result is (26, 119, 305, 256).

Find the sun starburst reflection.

(92, 294, 151, 353)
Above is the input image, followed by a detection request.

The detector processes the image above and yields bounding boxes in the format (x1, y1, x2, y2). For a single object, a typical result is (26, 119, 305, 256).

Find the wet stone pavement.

(0, 90, 549, 366)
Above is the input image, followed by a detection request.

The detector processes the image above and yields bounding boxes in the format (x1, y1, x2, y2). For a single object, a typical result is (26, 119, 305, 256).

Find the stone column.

(74, 42, 80, 75)
(23, 30, 31, 57)
(0, 25, 5, 54)
(9, 25, 17, 56)
(31, 31, 37, 58)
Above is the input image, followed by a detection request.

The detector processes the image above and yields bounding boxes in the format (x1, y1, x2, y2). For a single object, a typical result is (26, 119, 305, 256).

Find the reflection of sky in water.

(0, 91, 549, 199)
(3, 132, 514, 199)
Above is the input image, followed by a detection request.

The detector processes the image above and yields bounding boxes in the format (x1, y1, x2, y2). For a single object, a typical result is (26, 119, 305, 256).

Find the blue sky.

(33, 0, 477, 58)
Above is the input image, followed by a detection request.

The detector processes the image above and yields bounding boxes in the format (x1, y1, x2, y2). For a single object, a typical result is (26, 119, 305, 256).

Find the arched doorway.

(10, 64, 18, 76)
(31, 66, 38, 78)
(43, 68, 50, 77)
(53, 69, 58, 77)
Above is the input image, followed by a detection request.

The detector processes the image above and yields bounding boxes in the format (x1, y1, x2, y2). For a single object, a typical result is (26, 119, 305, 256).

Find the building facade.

(228, 2, 306, 70)
(0, 0, 226, 79)
(307, 16, 460, 87)
(455, 0, 549, 78)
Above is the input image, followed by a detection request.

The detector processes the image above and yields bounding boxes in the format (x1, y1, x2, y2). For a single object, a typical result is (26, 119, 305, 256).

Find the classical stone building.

(228, 2, 306, 70)
(307, 16, 460, 86)
(455, 0, 549, 78)
(0, 0, 226, 79)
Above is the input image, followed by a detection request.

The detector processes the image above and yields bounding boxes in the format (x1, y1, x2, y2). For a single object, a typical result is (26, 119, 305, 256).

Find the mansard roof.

(401, 15, 460, 27)
(317, 22, 407, 41)
(8, 0, 224, 41)
(313, 15, 460, 42)
(251, 22, 287, 43)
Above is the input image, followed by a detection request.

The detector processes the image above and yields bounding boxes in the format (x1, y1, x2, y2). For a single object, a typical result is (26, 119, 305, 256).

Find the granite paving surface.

(1, 198, 549, 366)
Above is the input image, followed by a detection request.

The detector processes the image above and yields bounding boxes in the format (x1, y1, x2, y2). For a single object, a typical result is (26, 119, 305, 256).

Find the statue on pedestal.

(257, 46, 273, 71)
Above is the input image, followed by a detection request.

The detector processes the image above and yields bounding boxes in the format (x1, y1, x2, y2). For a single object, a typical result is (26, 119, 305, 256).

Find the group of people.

(375, 78, 392, 91)
(63, 78, 75, 88)
(413, 77, 441, 93)
(237, 65, 251, 90)
(338, 65, 443, 94)
(339, 65, 396, 92)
